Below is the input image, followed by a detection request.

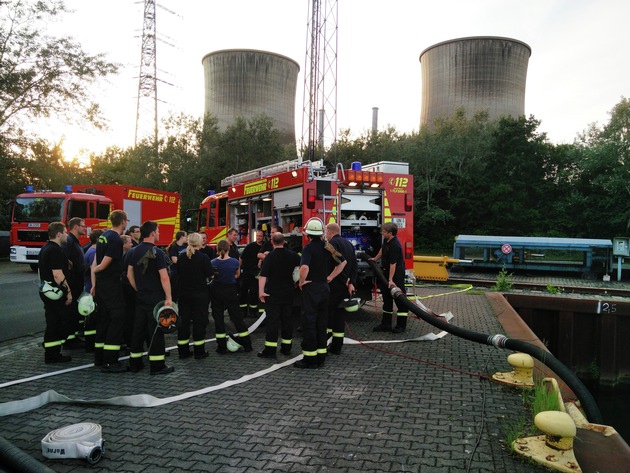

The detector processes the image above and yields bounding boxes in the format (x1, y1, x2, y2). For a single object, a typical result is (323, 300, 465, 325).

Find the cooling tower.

(419, 36, 531, 127)
(202, 49, 300, 144)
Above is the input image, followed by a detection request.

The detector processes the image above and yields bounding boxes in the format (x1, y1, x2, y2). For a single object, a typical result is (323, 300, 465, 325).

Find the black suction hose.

(362, 255, 603, 424)
(0, 436, 56, 473)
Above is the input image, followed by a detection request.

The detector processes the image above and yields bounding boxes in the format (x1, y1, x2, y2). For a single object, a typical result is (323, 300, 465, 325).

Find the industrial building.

(419, 36, 531, 127)
(202, 49, 300, 145)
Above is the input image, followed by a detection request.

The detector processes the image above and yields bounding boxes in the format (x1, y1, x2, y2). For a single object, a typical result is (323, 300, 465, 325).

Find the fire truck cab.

(191, 159, 414, 298)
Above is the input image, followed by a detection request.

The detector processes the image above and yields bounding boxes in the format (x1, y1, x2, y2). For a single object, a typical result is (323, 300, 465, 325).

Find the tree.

(0, 0, 118, 138)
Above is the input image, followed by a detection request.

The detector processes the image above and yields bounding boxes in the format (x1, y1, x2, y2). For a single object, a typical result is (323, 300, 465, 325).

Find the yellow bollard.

(492, 352, 535, 387)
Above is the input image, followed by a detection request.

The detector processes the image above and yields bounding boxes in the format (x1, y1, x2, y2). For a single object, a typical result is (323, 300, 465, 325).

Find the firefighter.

(176, 232, 214, 359)
(38, 222, 73, 363)
(167, 231, 188, 303)
(257, 232, 301, 358)
(369, 222, 408, 333)
(62, 217, 86, 349)
(199, 232, 217, 260)
(91, 209, 128, 373)
(226, 227, 240, 259)
(211, 239, 252, 353)
(297, 218, 346, 369)
(82, 229, 103, 352)
(239, 229, 264, 318)
(325, 222, 358, 355)
(126, 220, 174, 375)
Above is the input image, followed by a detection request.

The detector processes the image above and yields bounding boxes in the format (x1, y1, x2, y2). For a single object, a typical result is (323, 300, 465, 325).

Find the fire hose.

(362, 255, 603, 424)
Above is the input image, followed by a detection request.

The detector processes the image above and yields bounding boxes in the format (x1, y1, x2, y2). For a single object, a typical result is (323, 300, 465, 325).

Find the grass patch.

(491, 265, 513, 292)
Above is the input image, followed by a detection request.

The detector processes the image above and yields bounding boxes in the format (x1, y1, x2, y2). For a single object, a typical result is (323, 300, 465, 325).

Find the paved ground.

(0, 283, 551, 473)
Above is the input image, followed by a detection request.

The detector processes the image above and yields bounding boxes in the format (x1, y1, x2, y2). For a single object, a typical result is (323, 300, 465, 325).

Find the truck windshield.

(13, 197, 64, 222)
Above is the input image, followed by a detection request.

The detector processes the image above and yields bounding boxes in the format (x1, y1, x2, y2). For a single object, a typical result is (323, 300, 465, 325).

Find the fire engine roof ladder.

(220, 159, 325, 188)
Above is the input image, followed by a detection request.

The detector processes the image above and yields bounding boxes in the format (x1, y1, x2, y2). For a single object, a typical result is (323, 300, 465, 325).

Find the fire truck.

(189, 159, 414, 298)
(10, 184, 181, 270)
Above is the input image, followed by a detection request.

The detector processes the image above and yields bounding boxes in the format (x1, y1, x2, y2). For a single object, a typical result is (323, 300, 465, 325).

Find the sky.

(40, 0, 630, 159)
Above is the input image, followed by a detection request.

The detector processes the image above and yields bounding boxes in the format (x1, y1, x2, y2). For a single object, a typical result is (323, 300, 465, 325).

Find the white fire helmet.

(77, 293, 95, 316)
(40, 281, 64, 301)
(304, 217, 324, 236)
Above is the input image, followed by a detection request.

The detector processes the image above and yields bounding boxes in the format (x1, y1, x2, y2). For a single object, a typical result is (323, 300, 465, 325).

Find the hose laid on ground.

(0, 436, 56, 473)
(362, 255, 603, 424)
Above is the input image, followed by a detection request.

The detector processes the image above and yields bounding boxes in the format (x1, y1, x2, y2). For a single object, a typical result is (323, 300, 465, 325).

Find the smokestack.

(372, 107, 379, 133)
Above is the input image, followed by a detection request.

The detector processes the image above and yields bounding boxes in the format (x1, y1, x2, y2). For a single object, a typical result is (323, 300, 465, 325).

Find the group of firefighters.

(37, 210, 408, 373)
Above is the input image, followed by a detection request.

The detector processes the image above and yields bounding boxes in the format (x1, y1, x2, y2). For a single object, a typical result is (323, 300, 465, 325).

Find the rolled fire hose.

(41, 422, 104, 465)
(362, 255, 604, 424)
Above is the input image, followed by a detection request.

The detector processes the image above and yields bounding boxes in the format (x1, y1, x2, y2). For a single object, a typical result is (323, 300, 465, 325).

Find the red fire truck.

(10, 184, 181, 269)
(189, 159, 414, 296)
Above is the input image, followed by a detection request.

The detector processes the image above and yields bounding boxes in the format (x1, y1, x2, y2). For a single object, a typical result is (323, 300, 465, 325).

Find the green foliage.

(531, 383, 561, 417)
(545, 284, 563, 295)
(491, 266, 513, 292)
(0, 0, 119, 138)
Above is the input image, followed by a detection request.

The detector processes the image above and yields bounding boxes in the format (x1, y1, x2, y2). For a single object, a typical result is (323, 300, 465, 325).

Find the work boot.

(372, 324, 392, 332)
(280, 343, 292, 356)
(317, 353, 327, 368)
(45, 354, 72, 364)
(329, 338, 343, 355)
(129, 359, 145, 373)
(150, 365, 174, 375)
(257, 346, 277, 358)
(233, 334, 252, 352)
(194, 344, 209, 359)
(393, 316, 407, 334)
(178, 345, 193, 359)
(101, 362, 129, 373)
(216, 336, 228, 354)
(294, 357, 318, 369)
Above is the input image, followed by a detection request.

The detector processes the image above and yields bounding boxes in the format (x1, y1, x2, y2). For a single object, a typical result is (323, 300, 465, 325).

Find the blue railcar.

(452, 235, 613, 276)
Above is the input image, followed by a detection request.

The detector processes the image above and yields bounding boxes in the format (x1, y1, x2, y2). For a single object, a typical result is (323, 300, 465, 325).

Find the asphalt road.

(0, 258, 44, 342)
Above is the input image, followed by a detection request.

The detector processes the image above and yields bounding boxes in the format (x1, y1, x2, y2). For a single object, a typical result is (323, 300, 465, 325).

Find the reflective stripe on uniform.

(281, 338, 292, 345)
(302, 350, 317, 357)
(332, 331, 344, 338)
(44, 340, 64, 348)
(216, 333, 226, 339)
(238, 331, 249, 338)
(193, 340, 205, 346)
(130, 352, 143, 359)
(84, 329, 97, 336)
(317, 347, 327, 355)
(265, 341, 278, 348)
(177, 339, 189, 346)
(103, 344, 121, 351)
(94, 342, 104, 349)
(397, 312, 408, 318)
(149, 354, 165, 361)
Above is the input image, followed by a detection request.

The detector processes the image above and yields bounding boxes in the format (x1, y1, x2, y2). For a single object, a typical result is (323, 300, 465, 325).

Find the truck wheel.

(29, 263, 38, 272)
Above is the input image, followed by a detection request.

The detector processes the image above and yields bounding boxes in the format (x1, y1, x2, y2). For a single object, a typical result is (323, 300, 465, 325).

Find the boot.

(373, 311, 393, 332)
(393, 314, 407, 333)
(317, 353, 327, 368)
(257, 346, 277, 358)
(280, 342, 292, 356)
(329, 337, 343, 355)
(216, 336, 228, 354)
(178, 344, 193, 359)
(194, 343, 209, 359)
(295, 355, 318, 369)
(234, 334, 252, 352)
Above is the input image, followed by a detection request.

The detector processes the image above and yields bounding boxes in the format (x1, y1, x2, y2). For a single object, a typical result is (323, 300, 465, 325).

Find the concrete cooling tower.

(202, 49, 300, 145)
(419, 36, 531, 127)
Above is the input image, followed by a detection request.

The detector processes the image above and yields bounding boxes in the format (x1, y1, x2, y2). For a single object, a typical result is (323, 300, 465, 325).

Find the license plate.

(27, 250, 39, 256)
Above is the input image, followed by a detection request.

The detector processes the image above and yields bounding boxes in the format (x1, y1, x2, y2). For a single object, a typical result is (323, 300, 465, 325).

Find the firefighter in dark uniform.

(38, 222, 73, 363)
(211, 239, 252, 353)
(370, 221, 408, 333)
(239, 229, 264, 317)
(297, 218, 346, 369)
(226, 227, 240, 259)
(127, 220, 174, 375)
(325, 222, 358, 354)
(62, 217, 86, 348)
(176, 232, 214, 359)
(91, 209, 128, 372)
(257, 232, 301, 358)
